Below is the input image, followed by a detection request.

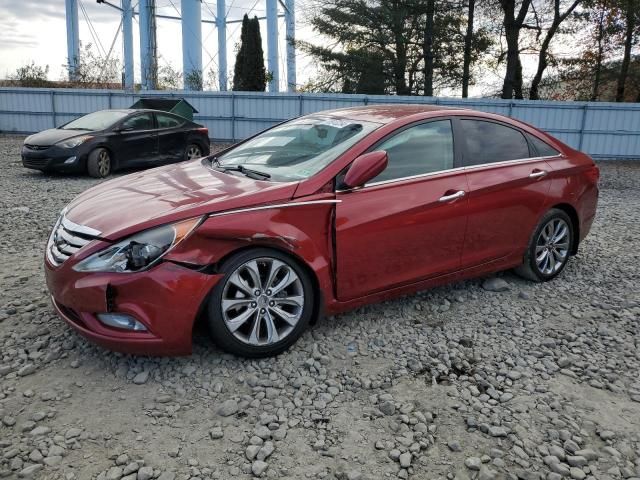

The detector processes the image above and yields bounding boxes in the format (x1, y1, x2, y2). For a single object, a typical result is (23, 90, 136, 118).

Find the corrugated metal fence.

(1, 87, 639, 159)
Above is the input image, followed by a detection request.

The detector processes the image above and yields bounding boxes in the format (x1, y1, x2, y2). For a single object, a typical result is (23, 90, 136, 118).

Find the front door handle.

(529, 170, 548, 179)
(439, 190, 466, 202)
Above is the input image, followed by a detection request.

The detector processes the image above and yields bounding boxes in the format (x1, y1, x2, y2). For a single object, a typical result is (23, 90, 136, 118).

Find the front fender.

(164, 201, 337, 303)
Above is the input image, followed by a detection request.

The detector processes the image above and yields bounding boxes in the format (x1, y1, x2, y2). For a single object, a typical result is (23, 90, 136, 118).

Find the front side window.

(217, 115, 381, 182)
(156, 113, 182, 129)
(369, 120, 454, 184)
(121, 113, 154, 131)
(462, 119, 530, 166)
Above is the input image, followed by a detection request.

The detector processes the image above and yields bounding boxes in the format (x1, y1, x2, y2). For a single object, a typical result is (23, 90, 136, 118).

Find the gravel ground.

(0, 133, 639, 480)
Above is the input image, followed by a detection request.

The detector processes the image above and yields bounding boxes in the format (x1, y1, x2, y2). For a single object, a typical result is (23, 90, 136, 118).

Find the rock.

(132, 371, 149, 385)
(246, 445, 261, 461)
(217, 399, 238, 417)
(569, 467, 586, 480)
(399, 452, 411, 468)
(465, 457, 482, 471)
(447, 440, 462, 452)
(157, 473, 176, 480)
(17, 364, 36, 376)
(379, 401, 396, 416)
(252, 460, 268, 476)
(18, 464, 43, 477)
(209, 426, 224, 439)
(488, 426, 508, 437)
(598, 430, 616, 441)
(137, 466, 154, 480)
(478, 465, 499, 480)
(106, 466, 123, 480)
(482, 278, 509, 292)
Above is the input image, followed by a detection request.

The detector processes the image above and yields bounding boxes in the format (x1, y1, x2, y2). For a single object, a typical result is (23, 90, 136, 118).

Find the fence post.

(231, 92, 236, 143)
(298, 94, 303, 116)
(578, 104, 588, 151)
(508, 101, 514, 117)
(107, 91, 112, 109)
(50, 90, 57, 128)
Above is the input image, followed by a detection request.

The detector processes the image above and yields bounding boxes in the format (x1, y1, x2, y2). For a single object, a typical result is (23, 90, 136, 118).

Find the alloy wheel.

(535, 218, 570, 275)
(221, 257, 304, 346)
(186, 145, 202, 160)
(97, 150, 110, 177)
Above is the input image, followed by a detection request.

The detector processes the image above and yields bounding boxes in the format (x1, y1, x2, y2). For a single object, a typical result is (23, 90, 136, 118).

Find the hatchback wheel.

(515, 208, 574, 282)
(185, 144, 202, 160)
(207, 248, 314, 357)
(87, 148, 112, 178)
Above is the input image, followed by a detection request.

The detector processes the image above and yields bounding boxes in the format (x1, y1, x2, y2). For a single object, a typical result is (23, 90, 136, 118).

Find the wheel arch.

(549, 203, 580, 255)
(211, 244, 324, 326)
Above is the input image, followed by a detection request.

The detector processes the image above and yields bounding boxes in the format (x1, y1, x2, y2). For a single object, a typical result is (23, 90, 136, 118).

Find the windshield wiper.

(210, 158, 271, 179)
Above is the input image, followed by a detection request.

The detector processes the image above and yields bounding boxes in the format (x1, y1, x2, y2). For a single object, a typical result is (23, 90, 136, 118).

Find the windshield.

(216, 115, 381, 181)
(61, 110, 130, 131)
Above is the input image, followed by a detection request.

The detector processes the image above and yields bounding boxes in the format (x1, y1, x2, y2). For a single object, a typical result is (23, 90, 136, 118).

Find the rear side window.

(157, 113, 183, 128)
(462, 119, 530, 166)
(370, 120, 454, 183)
(528, 134, 560, 157)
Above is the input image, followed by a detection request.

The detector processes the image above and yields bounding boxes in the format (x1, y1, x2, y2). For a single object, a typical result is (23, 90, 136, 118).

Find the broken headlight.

(73, 217, 202, 273)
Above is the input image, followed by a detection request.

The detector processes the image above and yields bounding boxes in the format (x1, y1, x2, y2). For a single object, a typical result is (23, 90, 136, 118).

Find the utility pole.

(285, 0, 295, 92)
(122, 0, 134, 89)
(65, 0, 80, 81)
(217, 0, 227, 91)
(182, 0, 203, 90)
(266, 0, 279, 92)
(139, 0, 158, 89)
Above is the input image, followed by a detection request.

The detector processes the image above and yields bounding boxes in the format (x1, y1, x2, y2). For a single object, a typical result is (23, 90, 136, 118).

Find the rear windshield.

(217, 115, 381, 181)
(61, 110, 130, 131)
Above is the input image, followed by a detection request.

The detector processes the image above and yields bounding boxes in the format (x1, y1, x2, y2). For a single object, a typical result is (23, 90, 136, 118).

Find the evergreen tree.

(233, 15, 267, 91)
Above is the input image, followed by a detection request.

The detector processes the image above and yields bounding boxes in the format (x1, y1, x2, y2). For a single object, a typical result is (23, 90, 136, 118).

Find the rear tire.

(514, 208, 574, 282)
(87, 148, 112, 178)
(206, 248, 315, 358)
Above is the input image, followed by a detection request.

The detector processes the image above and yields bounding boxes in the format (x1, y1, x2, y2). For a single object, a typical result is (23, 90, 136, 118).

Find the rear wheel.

(185, 144, 202, 161)
(206, 248, 315, 357)
(87, 148, 111, 178)
(515, 208, 574, 282)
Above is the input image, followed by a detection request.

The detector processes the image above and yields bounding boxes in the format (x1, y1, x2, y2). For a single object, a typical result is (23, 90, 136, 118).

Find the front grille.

(47, 215, 101, 266)
(23, 157, 50, 168)
(24, 144, 50, 151)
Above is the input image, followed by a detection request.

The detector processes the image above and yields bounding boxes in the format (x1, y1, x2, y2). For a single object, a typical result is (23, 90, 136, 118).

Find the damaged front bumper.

(45, 257, 223, 356)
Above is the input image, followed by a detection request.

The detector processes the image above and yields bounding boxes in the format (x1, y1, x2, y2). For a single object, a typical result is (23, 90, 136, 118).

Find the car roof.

(314, 104, 461, 124)
(103, 108, 184, 116)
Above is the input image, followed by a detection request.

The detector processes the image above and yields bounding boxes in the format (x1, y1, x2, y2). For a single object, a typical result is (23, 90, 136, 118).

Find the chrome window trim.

(336, 154, 561, 193)
(61, 216, 102, 237)
(208, 199, 342, 218)
(463, 154, 560, 172)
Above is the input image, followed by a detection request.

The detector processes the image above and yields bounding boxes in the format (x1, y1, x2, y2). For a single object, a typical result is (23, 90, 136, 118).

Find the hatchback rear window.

(462, 119, 530, 165)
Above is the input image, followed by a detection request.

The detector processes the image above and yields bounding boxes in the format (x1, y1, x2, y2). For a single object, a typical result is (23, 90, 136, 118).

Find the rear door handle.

(529, 170, 548, 179)
(439, 190, 466, 202)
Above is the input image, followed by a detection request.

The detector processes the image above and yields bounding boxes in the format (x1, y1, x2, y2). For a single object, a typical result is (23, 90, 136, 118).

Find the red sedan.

(44, 105, 599, 357)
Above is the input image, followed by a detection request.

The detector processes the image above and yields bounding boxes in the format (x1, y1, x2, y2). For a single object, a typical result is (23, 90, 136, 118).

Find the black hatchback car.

(21, 109, 210, 177)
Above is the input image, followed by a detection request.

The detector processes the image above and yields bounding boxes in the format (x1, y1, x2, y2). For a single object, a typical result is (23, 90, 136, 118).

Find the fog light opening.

(97, 313, 147, 331)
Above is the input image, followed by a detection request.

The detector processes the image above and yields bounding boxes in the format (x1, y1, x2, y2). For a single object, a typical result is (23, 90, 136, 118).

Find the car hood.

(65, 159, 299, 240)
(25, 128, 94, 146)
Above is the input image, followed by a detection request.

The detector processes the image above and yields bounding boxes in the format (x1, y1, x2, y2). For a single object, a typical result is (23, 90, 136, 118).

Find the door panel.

(111, 113, 158, 166)
(156, 113, 186, 162)
(335, 171, 469, 301)
(461, 159, 552, 267)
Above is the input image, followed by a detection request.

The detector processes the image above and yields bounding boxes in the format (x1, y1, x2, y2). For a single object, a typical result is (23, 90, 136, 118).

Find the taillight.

(584, 165, 600, 185)
(196, 127, 209, 135)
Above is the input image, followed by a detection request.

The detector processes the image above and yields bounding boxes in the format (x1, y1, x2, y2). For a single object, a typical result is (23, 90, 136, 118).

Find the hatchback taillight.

(585, 165, 600, 185)
(196, 127, 209, 135)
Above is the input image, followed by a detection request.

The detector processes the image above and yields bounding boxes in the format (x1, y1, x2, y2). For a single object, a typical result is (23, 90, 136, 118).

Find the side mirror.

(343, 151, 388, 188)
(114, 126, 133, 133)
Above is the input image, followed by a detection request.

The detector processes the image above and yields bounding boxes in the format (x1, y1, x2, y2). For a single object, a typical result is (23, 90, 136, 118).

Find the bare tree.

(499, 0, 532, 99)
(529, 0, 582, 100)
(462, 0, 476, 97)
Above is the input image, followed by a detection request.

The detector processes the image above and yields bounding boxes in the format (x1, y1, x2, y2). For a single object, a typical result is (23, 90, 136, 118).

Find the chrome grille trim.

(47, 215, 101, 267)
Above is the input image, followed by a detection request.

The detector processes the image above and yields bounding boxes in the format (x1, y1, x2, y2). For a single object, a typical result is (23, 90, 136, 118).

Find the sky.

(0, 0, 318, 91)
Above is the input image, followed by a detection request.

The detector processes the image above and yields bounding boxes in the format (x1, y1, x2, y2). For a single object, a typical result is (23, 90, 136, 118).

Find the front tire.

(515, 208, 574, 282)
(87, 148, 112, 178)
(206, 248, 315, 357)
(185, 143, 202, 161)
